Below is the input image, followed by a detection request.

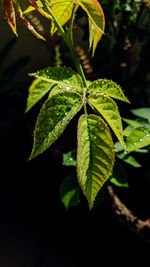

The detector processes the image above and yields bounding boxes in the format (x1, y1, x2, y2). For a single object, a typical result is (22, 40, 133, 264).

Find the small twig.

(106, 184, 150, 243)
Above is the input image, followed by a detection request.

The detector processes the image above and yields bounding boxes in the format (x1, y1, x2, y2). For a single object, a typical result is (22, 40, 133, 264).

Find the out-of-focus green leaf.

(114, 141, 124, 153)
(88, 93, 124, 146)
(60, 175, 80, 209)
(87, 79, 130, 103)
(117, 153, 141, 168)
(131, 108, 150, 123)
(126, 127, 150, 152)
(30, 91, 83, 159)
(122, 118, 142, 128)
(77, 114, 114, 209)
(109, 162, 128, 188)
(63, 149, 77, 166)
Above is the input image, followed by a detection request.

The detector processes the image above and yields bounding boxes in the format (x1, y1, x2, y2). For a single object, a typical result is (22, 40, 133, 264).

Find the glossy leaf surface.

(77, 114, 114, 209)
(88, 93, 124, 146)
(30, 66, 83, 90)
(87, 79, 129, 103)
(126, 127, 150, 152)
(30, 91, 83, 159)
(26, 78, 54, 112)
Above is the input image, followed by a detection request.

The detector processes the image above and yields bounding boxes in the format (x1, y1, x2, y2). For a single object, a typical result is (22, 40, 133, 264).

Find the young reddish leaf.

(13, 0, 45, 40)
(3, 0, 17, 35)
(26, 0, 52, 19)
(78, 0, 105, 56)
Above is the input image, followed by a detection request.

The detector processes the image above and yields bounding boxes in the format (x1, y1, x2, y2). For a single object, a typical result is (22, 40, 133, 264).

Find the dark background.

(0, 1, 150, 266)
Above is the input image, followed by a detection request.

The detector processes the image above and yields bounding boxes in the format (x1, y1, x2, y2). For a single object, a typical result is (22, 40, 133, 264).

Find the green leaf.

(109, 162, 128, 188)
(26, 79, 54, 112)
(51, 0, 75, 35)
(123, 125, 133, 137)
(114, 141, 124, 153)
(131, 108, 150, 122)
(122, 118, 142, 128)
(3, 0, 17, 35)
(30, 91, 83, 159)
(29, 66, 83, 90)
(60, 175, 80, 209)
(87, 79, 130, 103)
(126, 127, 150, 152)
(63, 149, 77, 166)
(77, 114, 115, 209)
(78, 0, 105, 56)
(88, 93, 124, 146)
(117, 153, 141, 168)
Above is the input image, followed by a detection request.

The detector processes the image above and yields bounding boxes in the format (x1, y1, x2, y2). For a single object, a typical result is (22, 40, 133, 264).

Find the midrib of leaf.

(88, 94, 124, 146)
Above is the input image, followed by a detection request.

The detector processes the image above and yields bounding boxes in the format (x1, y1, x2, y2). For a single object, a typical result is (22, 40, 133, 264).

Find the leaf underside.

(30, 91, 83, 159)
(77, 114, 115, 209)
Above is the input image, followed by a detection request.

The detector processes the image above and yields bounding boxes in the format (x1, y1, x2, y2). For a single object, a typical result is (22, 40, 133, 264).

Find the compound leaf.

(88, 93, 124, 146)
(126, 127, 150, 152)
(26, 78, 54, 112)
(77, 114, 115, 209)
(30, 91, 83, 159)
(30, 66, 83, 90)
(87, 79, 129, 103)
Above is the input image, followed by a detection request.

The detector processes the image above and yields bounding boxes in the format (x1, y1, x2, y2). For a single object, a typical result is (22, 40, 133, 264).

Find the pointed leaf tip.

(77, 114, 115, 209)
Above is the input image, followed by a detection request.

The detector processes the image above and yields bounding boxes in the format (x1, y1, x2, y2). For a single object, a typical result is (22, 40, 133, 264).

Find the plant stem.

(41, 0, 87, 88)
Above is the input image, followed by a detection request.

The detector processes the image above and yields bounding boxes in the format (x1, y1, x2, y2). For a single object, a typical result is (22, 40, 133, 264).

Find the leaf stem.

(41, 0, 87, 88)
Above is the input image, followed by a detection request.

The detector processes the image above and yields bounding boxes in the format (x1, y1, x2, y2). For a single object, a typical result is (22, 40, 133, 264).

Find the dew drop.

(146, 133, 150, 137)
(66, 87, 70, 90)
(139, 138, 143, 142)
(134, 142, 137, 145)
